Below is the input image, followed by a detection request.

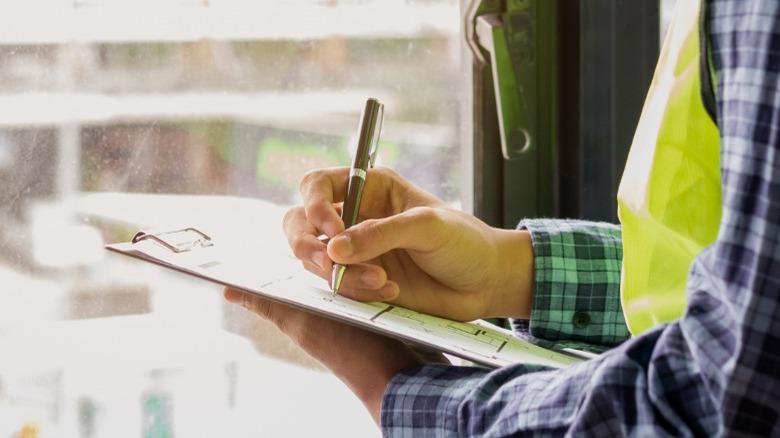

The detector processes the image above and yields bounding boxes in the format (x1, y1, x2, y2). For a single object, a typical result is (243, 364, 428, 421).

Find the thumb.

(326, 206, 447, 264)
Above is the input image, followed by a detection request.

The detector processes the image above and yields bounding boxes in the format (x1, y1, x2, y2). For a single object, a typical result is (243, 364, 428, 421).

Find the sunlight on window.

(0, 1, 461, 436)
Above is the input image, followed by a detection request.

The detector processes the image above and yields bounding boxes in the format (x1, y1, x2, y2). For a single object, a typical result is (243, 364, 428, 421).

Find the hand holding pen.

(332, 97, 384, 295)
(285, 134, 534, 321)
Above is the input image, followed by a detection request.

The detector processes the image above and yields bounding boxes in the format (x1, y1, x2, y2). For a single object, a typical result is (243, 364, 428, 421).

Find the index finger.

(299, 167, 349, 237)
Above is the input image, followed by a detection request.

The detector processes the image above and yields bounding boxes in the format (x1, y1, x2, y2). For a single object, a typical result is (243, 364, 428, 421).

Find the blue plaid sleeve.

(381, 2, 780, 436)
(381, 333, 666, 437)
(515, 219, 629, 348)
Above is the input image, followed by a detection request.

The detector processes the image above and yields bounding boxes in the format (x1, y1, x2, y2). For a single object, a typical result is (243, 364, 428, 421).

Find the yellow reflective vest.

(617, 0, 721, 335)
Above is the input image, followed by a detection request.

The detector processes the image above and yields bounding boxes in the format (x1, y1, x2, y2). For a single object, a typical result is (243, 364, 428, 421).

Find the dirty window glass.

(0, 1, 460, 436)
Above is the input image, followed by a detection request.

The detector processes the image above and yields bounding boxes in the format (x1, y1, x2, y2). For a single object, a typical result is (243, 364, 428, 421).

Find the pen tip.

(331, 264, 345, 296)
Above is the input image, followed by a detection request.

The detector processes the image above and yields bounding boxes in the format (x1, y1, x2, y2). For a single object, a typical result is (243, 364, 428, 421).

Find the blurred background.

(0, 1, 460, 436)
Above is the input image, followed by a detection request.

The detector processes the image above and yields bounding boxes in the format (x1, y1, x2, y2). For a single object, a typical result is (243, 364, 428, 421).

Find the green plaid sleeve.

(515, 218, 629, 347)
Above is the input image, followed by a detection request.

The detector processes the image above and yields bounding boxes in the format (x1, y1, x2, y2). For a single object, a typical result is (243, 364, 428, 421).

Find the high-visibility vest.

(617, 0, 721, 335)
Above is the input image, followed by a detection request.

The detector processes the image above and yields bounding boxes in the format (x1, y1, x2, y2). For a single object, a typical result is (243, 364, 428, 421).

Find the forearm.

(308, 329, 424, 424)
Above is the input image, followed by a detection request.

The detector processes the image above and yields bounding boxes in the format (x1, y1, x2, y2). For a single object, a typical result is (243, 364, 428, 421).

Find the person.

(224, 0, 780, 435)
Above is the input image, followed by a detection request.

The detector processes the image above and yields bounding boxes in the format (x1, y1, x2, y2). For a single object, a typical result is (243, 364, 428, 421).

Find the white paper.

(107, 233, 586, 369)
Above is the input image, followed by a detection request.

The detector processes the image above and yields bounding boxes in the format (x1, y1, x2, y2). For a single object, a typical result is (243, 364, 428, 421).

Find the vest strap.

(699, 0, 718, 123)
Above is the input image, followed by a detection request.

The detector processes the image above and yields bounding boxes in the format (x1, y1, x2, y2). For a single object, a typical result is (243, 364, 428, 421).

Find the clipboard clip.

(132, 227, 214, 253)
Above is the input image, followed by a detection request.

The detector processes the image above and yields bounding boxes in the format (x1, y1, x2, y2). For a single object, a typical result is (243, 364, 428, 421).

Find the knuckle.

(299, 168, 323, 188)
(282, 206, 304, 233)
(411, 206, 441, 226)
(289, 234, 311, 260)
(410, 206, 448, 242)
(375, 166, 402, 185)
(385, 166, 402, 178)
(373, 166, 393, 178)
(300, 167, 342, 193)
(299, 169, 331, 197)
(282, 206, 300, 225)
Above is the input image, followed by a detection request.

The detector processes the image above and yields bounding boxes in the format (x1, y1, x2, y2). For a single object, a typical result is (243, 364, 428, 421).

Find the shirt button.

(572, 311, 591, 329)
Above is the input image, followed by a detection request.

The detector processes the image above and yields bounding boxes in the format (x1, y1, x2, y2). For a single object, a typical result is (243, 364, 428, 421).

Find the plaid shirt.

(380, 1, 780, 436)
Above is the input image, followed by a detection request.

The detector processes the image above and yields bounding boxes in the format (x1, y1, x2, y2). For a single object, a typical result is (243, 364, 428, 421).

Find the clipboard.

(106, 227, 589, 369)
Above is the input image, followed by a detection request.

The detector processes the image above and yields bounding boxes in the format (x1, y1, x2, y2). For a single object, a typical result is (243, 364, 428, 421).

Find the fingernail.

(224, 288, 243, 304)
(361, 270, 379, 287)
(379, 284, 399, 300)
(323, 221, 337, 237)
(312, 251, 327, 270)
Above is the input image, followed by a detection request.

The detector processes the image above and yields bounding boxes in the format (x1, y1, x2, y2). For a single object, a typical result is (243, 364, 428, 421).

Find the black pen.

(332, 97, 384, 296)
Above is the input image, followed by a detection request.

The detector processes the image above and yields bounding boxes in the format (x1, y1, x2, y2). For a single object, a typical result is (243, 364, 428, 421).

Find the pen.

(332, 97, 384, 296)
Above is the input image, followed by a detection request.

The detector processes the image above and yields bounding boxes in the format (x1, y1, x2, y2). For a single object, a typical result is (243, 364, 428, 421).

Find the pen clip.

(368, 102, 384, 168)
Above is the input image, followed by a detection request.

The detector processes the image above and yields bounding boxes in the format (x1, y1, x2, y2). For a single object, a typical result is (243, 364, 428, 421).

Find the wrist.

(341, 336, 422, 423)
(297, 323, 421, 424)
(489, 229, 534, 319)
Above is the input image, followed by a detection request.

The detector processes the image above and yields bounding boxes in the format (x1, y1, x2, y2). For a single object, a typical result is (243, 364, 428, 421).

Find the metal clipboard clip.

(132, 227, 214, 253)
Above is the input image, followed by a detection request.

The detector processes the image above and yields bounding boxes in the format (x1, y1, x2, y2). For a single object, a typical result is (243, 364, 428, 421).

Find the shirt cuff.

(516, 219, 629, 347)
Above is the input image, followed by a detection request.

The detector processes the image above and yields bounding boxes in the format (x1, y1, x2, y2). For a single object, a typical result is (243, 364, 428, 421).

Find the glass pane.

(0, 1, 462, 436)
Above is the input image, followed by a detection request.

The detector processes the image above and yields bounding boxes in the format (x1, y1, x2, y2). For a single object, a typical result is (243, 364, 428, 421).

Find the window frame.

(463, 0, 660, 227)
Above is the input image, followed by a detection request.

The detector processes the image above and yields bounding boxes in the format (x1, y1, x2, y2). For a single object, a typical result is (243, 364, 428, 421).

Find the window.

(0, 1, 461, 436)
